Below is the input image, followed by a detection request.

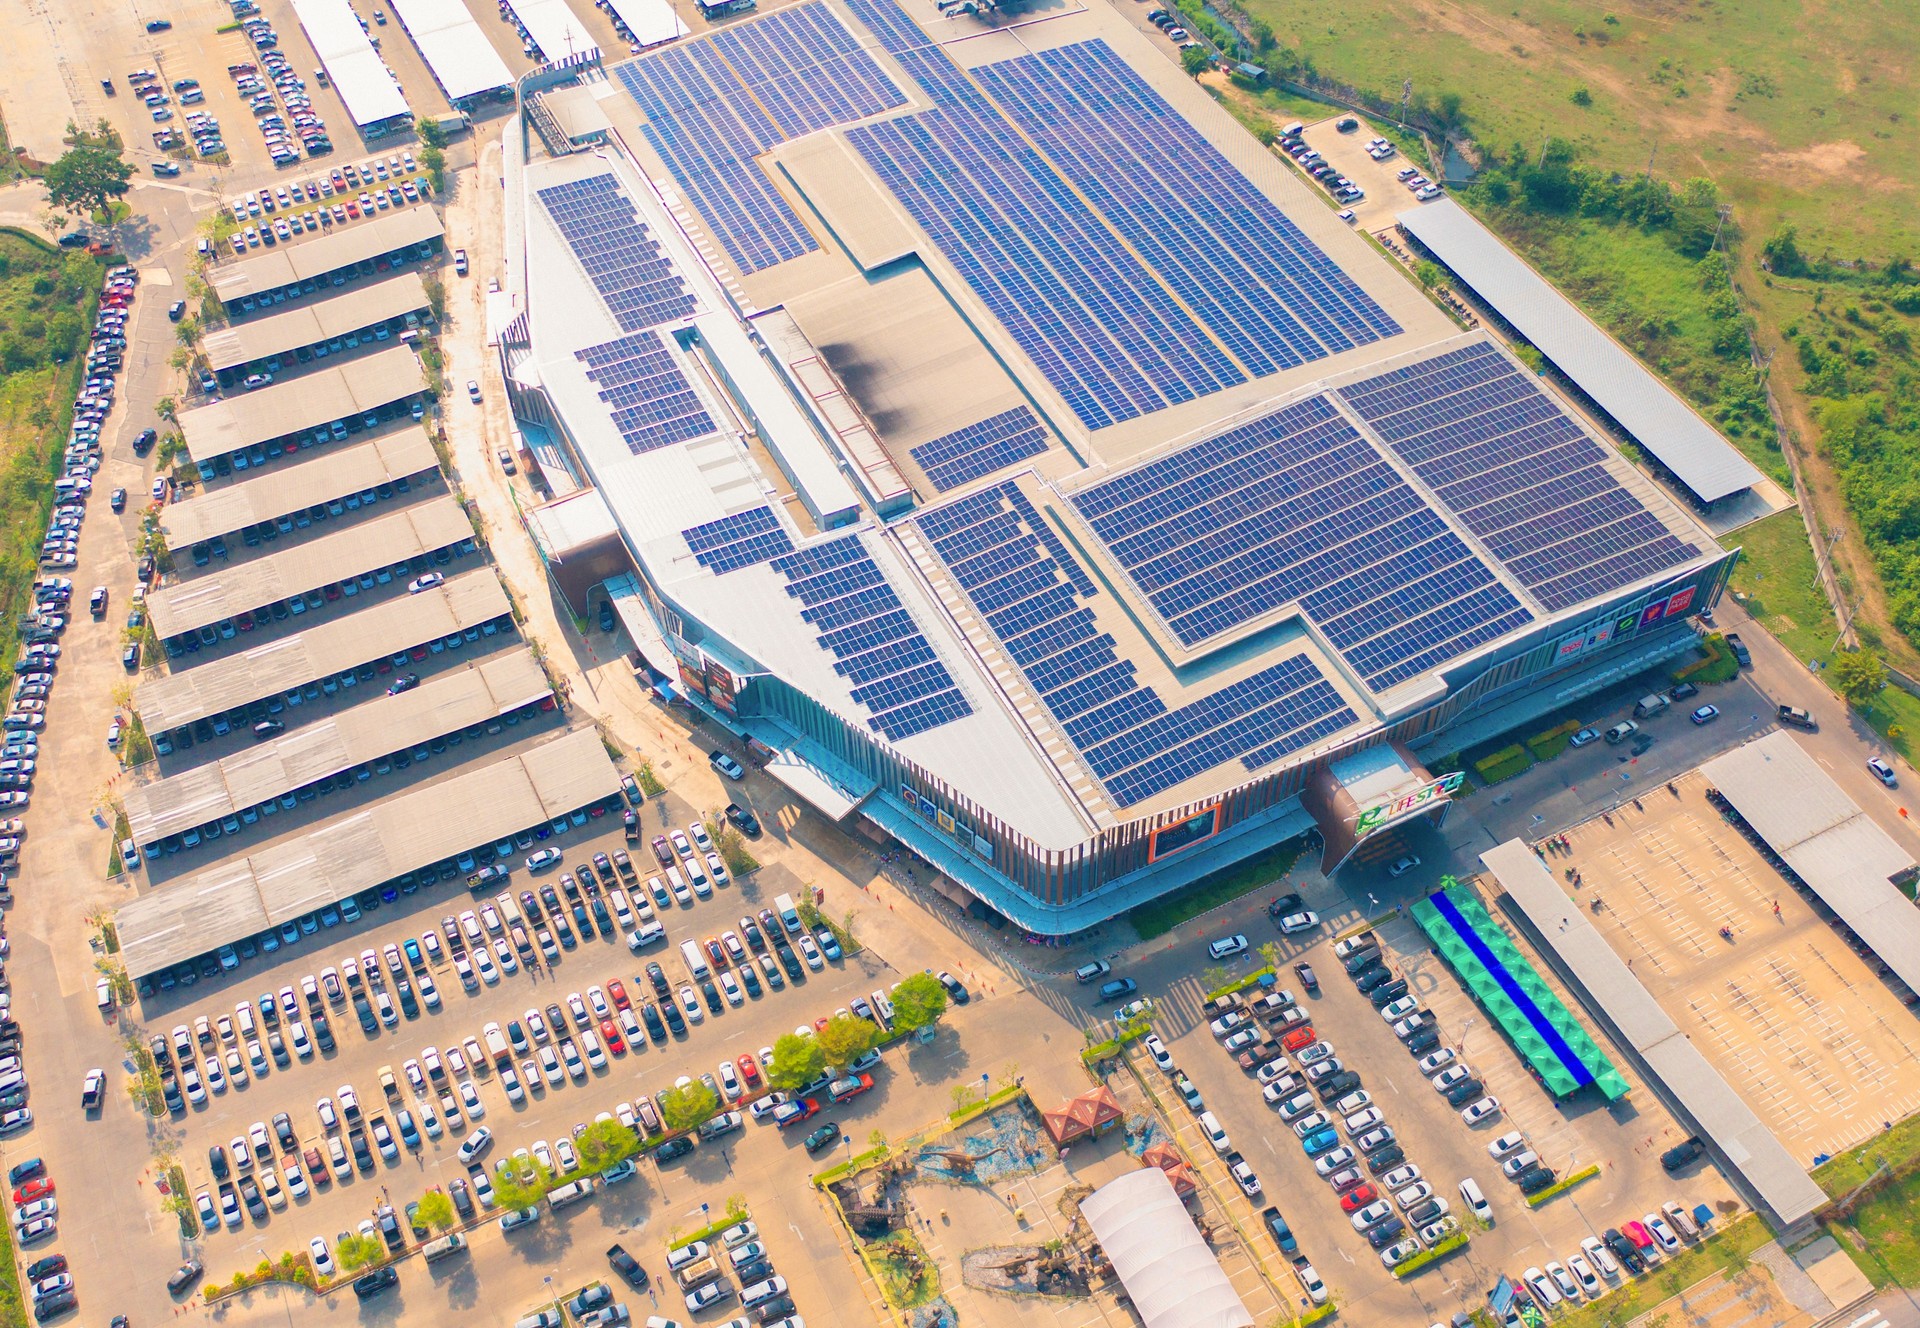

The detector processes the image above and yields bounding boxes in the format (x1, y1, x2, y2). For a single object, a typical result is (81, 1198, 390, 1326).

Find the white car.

(460, 1080, 485, 1120)
(1277, 912, 1319, 936)
(1417, 1047, 1456, 1075)
(1567, 1254, 1602, 1297)
(1387, 855, 1420, 877)
(309, 1236, 336, 1278)
(1547, 1262, 1581, 1302)
(1581, 1235, 1621, 1278)
(1431, 1065, 1472, 1092)
(458, 1126, 493, 1163)
(1523, 1267, 1561, 1307)
(1380, 995, 1421, 1022)
(1645, 1214, 1682, 1253)
(1487, 1130, 1528, 1159)
(1207, 934, 1248, 960)
(1460, 1096, 1501, 1125)
(1143, 1034, 1173, 1071)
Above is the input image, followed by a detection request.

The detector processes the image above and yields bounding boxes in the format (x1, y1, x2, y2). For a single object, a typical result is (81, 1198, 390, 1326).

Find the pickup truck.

(1725, 633, 1751, 667)
(1292, 1256, 1328, 1306)
(1261, 1206, 1298, 1253)
(1225, 1151, 1262, 1197)
(466, 864, 509, 892)
(1778, 704, 1817, 731)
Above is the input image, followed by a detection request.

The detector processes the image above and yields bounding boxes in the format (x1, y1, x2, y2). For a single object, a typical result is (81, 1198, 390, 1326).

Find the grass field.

(1126, 838, 1303, 939)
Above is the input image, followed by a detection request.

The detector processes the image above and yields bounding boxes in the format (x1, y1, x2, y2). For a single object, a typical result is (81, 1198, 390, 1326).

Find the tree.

(415, 1189, 456, 1232)
(660, 1080, 720, 1133)
(766, 1032, 826, 1091)
(1830, 649, 1886, 706)
(416, 117, 450, 150)
(1763, 225, 1806, 277)
(1569, 86, 1593, 107)
(419, 143, 447, 194)
(578, 1118, 639, 1174)
(1179, 45, 1210, 76)
(334, 1233, 384, 1272)
(1416, 261, 1443, 291)
(155, 396, 177, 422)
(816, 1012, 878, 1072)
(890, 971, 948, 1033)
(492, 1163, 555, 1213)
(43, 143, 132, 221)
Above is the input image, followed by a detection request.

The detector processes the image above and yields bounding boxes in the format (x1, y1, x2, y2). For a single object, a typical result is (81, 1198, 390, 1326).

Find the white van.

(1458, 1176, 1491, 1222)
(680, 939, 710, 981)
(422, 1231, 468, 1262)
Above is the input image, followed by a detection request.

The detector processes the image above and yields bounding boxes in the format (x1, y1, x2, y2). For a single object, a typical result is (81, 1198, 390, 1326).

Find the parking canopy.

(1081, 1167, 1252, 1328)
(1413, 880, 1630, 1101)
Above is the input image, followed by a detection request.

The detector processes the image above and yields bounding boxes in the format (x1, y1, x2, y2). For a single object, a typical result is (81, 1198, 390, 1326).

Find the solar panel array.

(910, 406, 1050, 492)
(1338, 344, 1700, 613)
(1069, 395, 1535, 692)
(683, 506, 795, 573)
(841, 0, 1397, 431)
(534, 174, 697, 332)
(975, 44, 1397, 374)
(770, 537, 972, 740)
(575, 331, 718, 456)
(614, 2, 905, 274)
(916, 481, 1357, 806)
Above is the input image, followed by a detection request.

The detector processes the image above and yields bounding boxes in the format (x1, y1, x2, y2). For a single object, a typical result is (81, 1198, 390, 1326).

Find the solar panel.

(614, 2, 906, 275)
(575, 331, 717, 455)
(534, 174, 697, 331)
(914, 482, 1357, 807)
(1337, 344, 1700, 612)
(1067, 395, 1535, 692)
(682, 506, 795, 573)
(770, 536, 971, 740)
(910, 406, 1050, 492)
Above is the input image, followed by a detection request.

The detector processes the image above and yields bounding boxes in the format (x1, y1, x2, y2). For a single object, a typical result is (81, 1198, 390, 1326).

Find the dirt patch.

(1757, 140, 1895, 188)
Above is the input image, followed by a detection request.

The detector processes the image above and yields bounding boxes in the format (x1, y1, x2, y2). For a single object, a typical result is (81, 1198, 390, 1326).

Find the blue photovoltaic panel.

(770, 537, 970, 740)
(974, 43, 1398, 374)
(1068, 395, 1534, 692)
(914, 482, 1357, 807)
(575, 331, 717, 456)
(1338, 343, 1700, 613)
(683, 506, 795, 573)
(614, 2, 905, 275)
(534, 174, 697, 332)
(910, 406, 1050, 492)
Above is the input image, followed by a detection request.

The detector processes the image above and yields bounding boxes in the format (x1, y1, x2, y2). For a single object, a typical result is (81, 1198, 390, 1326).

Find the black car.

(1369, 979, 1410, 1008)
(645, 962, 670, 999)
(133, 429, 156, 455)
(24, 1255, 65, 1281)
(1364, 1143, 1406, 1174)
(1354, 964, 1396, 994)
(661, 1001, 686, 1036)
(387, 673, 420, 696)
(1403, 1027, 1441, 1056)
(1605, 1227, 1646, 1274)
(1266, 892, 1303, 918)
(1661, 1138, 1705, 1172)
(725, 802, 761, 836)
(804, 1122, 842, 1153)
(351, 1267, 398, 1300)
(607, 1243, 649, 1290)
(641, 1004, 667, 1043)
(733, 1257, 774, 1285)
(1314, 1069, 1361, 1101)
(754, 1295, 797, 1323)
(32, 1291, 75, 1321)
(167, 1261, 204, 1295)
(654, 1136, 694, 1162)
(1443, 1078, 1485, 1107)
(1516, 1166, 1557, 1195)
(1364, 1216, 1405, 1249)
(208, 1143, 230, 1181)
(109, 488, 126, 512)
(700, 980, 723, 1014)
(775, 944, 803, 981)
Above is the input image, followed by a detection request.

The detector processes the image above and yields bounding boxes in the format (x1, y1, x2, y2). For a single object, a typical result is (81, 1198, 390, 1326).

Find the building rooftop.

(1396, 199, 1767, 504)
(209, 208, 444, 302)
(116, 727, 620, 977)
(178, 345, 426, 462)
(288, 0, 411, 127)
(146, 495, 472, 639)
(385, 0, 514, 103)
(136, 568, 511, 733)
(162, 429, 439, 548)
(203, 271, 431, 372)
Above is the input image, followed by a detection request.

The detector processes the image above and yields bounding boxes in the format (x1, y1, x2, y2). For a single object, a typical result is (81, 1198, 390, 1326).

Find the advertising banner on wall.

(1148, 804, 1222, 862)
(704, 657, 738, 713)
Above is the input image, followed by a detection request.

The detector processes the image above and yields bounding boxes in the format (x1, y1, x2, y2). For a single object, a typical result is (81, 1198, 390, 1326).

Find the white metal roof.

(387, 0, 515, 102)
(505, 0, 600, 61)
(136, 568, 510, 733)
(162, 430, 439, 548)
(210, 208, 444, 301)
(116, 727, 620, 977)
(288, 0, 412, 127)
(1082, 1168, 1253, 1328)
(602, 0, 687, 46)
(203, 271, 431, 371)
(1484, 837, 1828, 1225)
(1396, 200, 1766, 503)
(178, 347, 425, 462)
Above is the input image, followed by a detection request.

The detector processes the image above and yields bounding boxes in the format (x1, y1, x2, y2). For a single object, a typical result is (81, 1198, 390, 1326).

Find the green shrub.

(1526, 719, 1584, 761)
(1473, 744, 1535, 784)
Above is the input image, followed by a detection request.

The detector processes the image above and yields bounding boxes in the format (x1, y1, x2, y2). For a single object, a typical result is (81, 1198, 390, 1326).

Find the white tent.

(1081, 1167, 1253, 1328)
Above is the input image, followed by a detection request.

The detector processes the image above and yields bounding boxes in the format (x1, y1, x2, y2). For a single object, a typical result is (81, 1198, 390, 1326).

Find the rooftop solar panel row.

(1068, 395, 1535, 691)
(615, 1, 905, 274)
(915, 482, 1357, 806)
(910, 405, 1050, 492)
(682, 505, 797, 573)
(535, 174, 697, 332)
(576, 330, 718, 455)
(770, 537, 971, 740)
(1337, 343, 1700, 612)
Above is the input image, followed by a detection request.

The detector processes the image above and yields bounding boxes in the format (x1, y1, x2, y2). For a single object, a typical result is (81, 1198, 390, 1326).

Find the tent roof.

(1082, 1168, 1251, 1328)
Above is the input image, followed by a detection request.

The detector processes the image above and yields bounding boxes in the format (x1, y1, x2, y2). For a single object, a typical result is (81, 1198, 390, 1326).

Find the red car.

(13, 1177, 54, 1204)
(1622, 1220, 1656, 1253)
(650, 835, 673, 867)
(1281, 1025, 1318, 1053)
(606, 980, 630, 1011)
(736, 1055, 762, 1089)
(599, 1019, 625, 1055)
(705, 938, 727, 971)
(1338, 1184, 1378, 1213)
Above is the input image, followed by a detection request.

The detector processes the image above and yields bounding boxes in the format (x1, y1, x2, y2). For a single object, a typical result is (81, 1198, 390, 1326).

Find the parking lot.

(1566, 770, 1920, 1162)
(1137, 884, 1740, 1325)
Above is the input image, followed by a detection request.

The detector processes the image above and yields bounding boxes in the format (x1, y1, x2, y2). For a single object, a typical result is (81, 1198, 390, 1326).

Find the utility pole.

(1400, 78, 1411, 128)
(1710, 203, 1733, 253)
(1645, 142, 1658, 179)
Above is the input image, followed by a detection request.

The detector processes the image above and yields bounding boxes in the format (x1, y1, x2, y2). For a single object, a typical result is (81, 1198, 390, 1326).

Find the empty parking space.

(1566, 773, 1920, 1161)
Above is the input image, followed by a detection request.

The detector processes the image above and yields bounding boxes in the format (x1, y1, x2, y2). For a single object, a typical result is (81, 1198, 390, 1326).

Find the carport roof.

(1081, 1167, 1252, 1328)
(1483, 837, 1829, 1226)
(1700, 731, 1920, 997)
(146, 495, 472, 640)
(209, 208, 443, 301)
(116, 727, 621, 977)
(162, 430, 439, 548)
(177, 346, 425, 462)
(136, 568, 509, 733)
(202, 271, 430, 372)
(124, 648, 551, 846)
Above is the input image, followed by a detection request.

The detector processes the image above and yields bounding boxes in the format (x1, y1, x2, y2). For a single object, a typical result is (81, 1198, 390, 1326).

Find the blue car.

(1301, 1127, 1341, 1156)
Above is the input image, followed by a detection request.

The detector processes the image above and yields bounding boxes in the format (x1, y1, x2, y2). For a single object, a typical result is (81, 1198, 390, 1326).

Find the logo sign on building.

(1663, 584, 1696, 617)
(1354, 771, 1467, 836)
(1148, 804, 1222, 862)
